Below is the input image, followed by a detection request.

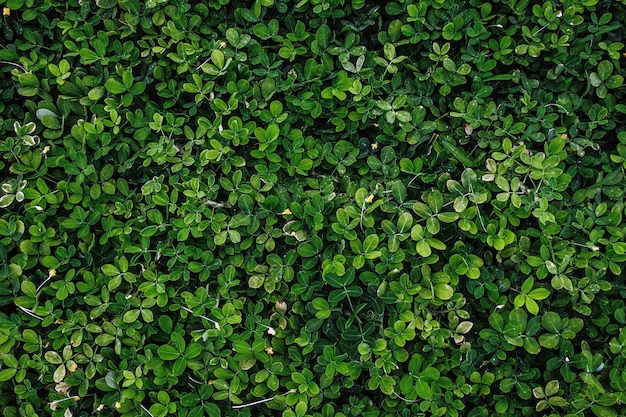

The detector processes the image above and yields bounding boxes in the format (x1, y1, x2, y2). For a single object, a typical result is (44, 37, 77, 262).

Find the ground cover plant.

(1, 0, 626, 416)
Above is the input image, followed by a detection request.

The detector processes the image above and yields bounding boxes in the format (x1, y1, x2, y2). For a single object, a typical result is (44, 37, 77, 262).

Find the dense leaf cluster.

(1, 0, 626, 416)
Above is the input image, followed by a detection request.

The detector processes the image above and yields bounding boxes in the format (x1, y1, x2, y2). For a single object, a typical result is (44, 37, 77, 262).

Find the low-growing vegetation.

(1, 0, 626, 416)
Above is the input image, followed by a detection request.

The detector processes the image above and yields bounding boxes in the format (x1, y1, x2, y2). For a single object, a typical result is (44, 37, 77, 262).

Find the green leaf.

(397, 212, 413, 233)
(524, 337, 541, 354)
(248, 274, 265, 289)
(596, 393, 618, 407)
(312, 297, 330, 311)
(105, 78, 126, 94)
(42, 256, 60, 268)
(352, 255, 365, 269)
(539, 333, 560, 349)
(521, 277, 534, 293)
(517, 382, 532, 400)
(385, 2, 404, 15)
(45, 351, 63, 365)
(325, 273, 347, 289)
(6, 0, 26, 9)
(391, 181, 407, 203)
(295, 402, 307, 417)
(597, 60, 613, 81)
(172, 357, 187, 376)
(384, 43, 396, 60)
(428, 190, 443, 212)
(18, 73, 39, 88)
(589, 72, 602, 87)
(297, 243, 317, 257)
(101, 264, 120, 276)
(212, 49, 225, 68)
(437, 212, 459, 223)
(456, 321, 474, 334)
(62, 218, 83, 229)
(22, 329, 39, 345)
(416, 240, 431, 257)
(545, 380, 559, 397)
(315, 25, 331, 49)
(159, 316, 173, 334)
(428, 238, 446, 250)
(363, 234, 379, 253)
(297, 158, 313, 172)
(141, 225, 159, 237)
(305, 318, 324, 332)
(525, 298, 540, 315)
(158, 345, 181, 360)
(415, 379, 432, 399)
(379, 375, 395, 395)
(2, 353, 19, 368)
(21, 280, 36, 298)
(184, 343, 203, 359)
(123, 309, 141, 323)
(141, 309, 154, 322)
(0, 368, 17, 382)
(95, 334, 115, 346)
(434, 284, 454, 300)
(541, 312, 561, 333)
(605, 75, 624, 89)
(40, 114, 61, 130)
(500, 378, 516, 393)
(413, 203, 431, 218)
(0, 194, 14, 208)
(345, 285, 363, 297)
(590, 404, 617, 417)
(529, 288, 550, 300)
(377, 100, 392, 111)
(53, 364, 66, 383)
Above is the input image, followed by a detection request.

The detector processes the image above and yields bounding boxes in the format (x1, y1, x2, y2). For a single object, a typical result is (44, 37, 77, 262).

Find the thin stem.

(19, 306, 44, 320)
(48, 396, 80, 408)
(545, 103, 570, 115)
(359, 199, 368, 232)
(232, 389, 296, 409)
(140, 404, 155, 417)
(181, 306, 220, 329)
(195, 56, 212, 71)
(203, 199, 231, 208)
(569, 242, 600, 251)
(393, 391, 420, 403)
(256, 322, 276, 335)
(188, 375, 203, 384)
(0, 60, 26, 71)
(37, 270, 56, 293)
(407, 173, 422, 189)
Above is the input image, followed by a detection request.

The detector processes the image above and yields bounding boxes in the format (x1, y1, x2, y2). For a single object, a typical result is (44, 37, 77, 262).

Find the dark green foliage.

(1, 0, 626, 416)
